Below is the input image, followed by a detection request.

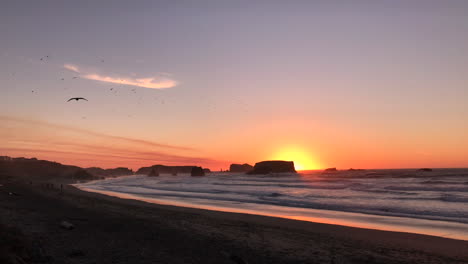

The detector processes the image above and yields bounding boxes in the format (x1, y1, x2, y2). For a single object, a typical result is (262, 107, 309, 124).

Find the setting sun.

(272, 147, 320, 171)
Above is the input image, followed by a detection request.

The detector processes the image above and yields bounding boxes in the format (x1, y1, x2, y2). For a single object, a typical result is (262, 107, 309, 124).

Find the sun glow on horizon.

(272, 147, 320, 171)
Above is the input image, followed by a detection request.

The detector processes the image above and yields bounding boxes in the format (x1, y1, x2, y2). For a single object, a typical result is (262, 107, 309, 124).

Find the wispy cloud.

(0, 115, 193, 151)
(64, 64, 80, 73)
(63, 64, 177, 89)
(0, 116, 223, 169)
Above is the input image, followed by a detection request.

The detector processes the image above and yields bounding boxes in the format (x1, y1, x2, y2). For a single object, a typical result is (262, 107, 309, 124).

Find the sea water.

(76, 169, 468, 240)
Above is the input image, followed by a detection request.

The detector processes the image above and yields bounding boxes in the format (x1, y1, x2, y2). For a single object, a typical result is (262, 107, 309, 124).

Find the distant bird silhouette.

(67, 97, 88, 102)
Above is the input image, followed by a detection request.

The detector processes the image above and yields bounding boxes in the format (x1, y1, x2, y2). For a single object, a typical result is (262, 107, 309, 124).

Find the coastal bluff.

(137, 165, 210, 176)
(0, 156, 97, 182)
(247, 160, 296, 175)
(85, 167, 134, 178)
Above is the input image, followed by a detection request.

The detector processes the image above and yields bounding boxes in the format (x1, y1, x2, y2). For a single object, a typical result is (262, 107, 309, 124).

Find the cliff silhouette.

(85, 167, 134, 177)
(137, 165, 210, 175)
(0, 156, 97, 183)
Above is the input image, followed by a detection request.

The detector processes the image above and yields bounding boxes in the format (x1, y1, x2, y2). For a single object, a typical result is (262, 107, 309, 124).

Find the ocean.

(76, 169, 468, 240)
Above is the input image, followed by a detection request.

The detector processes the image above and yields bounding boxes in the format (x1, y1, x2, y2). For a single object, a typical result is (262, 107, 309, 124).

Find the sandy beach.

(1, 179, 468, 264)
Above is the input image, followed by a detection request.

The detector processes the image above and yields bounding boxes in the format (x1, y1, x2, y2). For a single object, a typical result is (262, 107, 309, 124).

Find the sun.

(271, 147, 320, 171)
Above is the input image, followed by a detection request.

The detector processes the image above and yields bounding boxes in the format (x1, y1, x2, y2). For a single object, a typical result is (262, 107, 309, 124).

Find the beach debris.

(67, 97, 88, 102)
(60, 221, 75, 230)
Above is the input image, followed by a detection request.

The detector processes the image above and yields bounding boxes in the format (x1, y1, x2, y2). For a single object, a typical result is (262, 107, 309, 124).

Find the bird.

(67, 97, 88, 102)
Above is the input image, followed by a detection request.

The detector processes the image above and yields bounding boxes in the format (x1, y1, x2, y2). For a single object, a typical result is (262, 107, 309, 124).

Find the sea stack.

(247, 160, 296, 175)
(191, 166, 205, 176)
(229, 163, 254, 173)
(418, 168, 433, 172)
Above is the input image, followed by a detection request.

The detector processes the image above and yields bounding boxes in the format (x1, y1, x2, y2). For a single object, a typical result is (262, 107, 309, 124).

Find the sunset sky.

(1, 1, 468, 170)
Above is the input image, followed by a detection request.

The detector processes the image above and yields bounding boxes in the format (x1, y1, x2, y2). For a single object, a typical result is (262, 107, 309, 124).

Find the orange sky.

(1, 115, 467, 170)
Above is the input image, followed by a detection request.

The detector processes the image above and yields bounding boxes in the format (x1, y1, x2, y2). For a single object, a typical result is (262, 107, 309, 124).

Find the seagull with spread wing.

(67, 97, 88, 102)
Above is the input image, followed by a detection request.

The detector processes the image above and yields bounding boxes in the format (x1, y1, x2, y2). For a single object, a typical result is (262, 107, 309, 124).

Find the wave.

(77, 170, 468, 225)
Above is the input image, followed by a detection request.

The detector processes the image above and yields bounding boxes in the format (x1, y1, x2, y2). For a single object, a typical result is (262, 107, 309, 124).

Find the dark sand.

(1, 180, 468, 264)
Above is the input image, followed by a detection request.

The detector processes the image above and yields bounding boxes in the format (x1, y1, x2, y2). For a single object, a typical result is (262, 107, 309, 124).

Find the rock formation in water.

(324, 168, 338, 172)
(418, 168, 433, 172)
(348, 168, 365, 171)
(246, 160, 296, 175)
(229, 163, 254, 173)
(191, 166, 205, 176)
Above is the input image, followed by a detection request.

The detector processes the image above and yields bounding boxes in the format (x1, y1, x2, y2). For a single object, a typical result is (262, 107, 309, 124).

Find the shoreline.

(1, 180, 468, 263)
(75, 184, 468, 241)
(75, 174, 468, 242)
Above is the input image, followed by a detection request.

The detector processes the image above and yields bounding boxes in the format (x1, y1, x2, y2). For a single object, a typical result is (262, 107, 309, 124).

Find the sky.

(1, 1, 468, 170)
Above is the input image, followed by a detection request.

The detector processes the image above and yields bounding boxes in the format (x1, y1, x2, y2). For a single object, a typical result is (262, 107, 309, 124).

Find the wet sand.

(1, 180, 468, 264)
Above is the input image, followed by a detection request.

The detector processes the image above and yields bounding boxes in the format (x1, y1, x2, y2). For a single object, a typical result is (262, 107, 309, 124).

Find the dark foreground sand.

(1, 180, 468, 264)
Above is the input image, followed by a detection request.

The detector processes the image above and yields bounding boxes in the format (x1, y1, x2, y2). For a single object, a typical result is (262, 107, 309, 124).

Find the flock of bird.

(33, 56, 169, 106)
(31, 55, 249, 112)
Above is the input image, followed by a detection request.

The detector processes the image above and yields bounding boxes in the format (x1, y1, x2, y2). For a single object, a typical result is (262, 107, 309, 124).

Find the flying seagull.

(67, 97, 88, 102)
